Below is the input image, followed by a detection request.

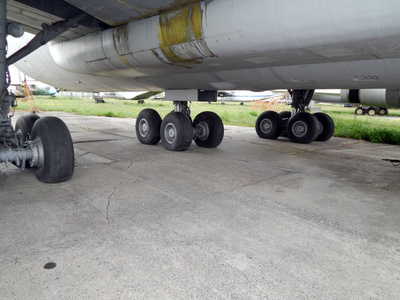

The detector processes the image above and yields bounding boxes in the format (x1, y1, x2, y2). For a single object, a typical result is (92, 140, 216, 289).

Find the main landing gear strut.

(136, 101, 224, 151)
(0, 0, 81, 182)
(255, 89, 334, 144)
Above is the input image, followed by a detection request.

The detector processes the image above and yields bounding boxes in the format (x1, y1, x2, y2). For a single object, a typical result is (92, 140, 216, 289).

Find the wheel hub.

(292, 120, 308, 138)
(260, 119, 272, 134)
(28, 137, 44, 168)
(195, 121, 210, 140)
(318, 121, 324, 135)
(164, 122, 177, 144)
(138, 119, 149, 138)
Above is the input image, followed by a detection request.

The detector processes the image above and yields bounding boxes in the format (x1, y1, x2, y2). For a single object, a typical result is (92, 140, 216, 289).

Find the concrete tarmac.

(1, 112, 399, 299)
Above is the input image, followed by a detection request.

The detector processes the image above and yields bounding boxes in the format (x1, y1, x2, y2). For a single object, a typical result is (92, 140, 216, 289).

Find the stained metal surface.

(158, 4, 215, 67)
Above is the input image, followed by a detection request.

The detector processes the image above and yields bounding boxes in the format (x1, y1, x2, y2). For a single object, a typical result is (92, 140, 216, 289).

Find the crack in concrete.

(106, 182, 122, 226)
(380, 179, 400, 191)
(76, 152, 90, 158)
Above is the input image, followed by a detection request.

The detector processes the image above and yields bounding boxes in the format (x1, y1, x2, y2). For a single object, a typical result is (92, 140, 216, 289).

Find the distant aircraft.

(99, 91, 163, 102)
(313, 89, 398, 116)
(9, 65, 57, 96)
(2, 0, 400, 183)
(218, 91, 274, 103)
(27, 83, 57, 96)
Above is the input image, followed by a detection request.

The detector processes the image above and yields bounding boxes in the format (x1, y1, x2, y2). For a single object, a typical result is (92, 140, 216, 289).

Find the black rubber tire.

(378, 107, 388, 115)
(14, 114, 40, 168)
(193, 111, 224, 148)
(15, 113, 40, 142)
(161, 112, 193, 151)
(355, 107, 365, 115)
(314, 112, 335, 142)
(279, 111, 292, 137)
(136, 109, 162, 145)
(255, 111, 282, 139)
(287, 112, 320, 144)
(367, 107, 377, 116)
(31, 117, 75, 183)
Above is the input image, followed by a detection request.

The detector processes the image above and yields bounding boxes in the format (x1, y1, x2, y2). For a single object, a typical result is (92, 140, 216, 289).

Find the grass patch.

(14, 96, 400, 145)
(333, 114, 400, 145)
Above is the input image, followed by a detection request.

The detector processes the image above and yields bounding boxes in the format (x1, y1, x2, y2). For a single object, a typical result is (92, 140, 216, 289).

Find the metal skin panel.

(6, 0, 105, 41)
(9, 0, 400, 93)
(64, 0, 201, 26)
(359, 89, 389, 107)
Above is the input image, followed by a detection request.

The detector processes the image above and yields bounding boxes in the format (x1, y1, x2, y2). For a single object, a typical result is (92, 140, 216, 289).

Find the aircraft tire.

(367, 107, 377, 116)
(287, 112, 320, 144)
(136, 109, 162, 145)
(15, 113, 40, 142)
(355, 107, 365, 115)
(161, 112, 193, 151)
(378, 107, 388, 115)
(314, 112, 335, 142)
(14, 114, 40, 169)
(279, 111, 292, 137)
(255, 111, 282, 139)
(31, 117, 75, 183)
(193, 111, 224, 148)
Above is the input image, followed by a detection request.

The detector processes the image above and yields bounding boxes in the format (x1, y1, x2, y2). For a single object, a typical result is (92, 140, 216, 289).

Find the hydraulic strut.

(288, 89, 315, 112)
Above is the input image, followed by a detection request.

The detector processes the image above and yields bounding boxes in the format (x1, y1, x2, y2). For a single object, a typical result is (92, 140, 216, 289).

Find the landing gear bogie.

(255, 89, 335, 144)
(256, 110, 334, 144)
(355, 106, 388, 116)
(136, 100, 224, 152)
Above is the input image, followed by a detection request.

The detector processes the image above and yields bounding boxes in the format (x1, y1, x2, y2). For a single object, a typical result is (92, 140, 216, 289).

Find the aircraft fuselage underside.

(8, 0, 400, 92)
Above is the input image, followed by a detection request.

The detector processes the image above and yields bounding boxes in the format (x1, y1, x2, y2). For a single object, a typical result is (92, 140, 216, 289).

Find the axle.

(0, 146, 33, 169)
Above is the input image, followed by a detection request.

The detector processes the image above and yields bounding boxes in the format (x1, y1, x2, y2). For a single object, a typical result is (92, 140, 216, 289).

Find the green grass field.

(14, 96, 400, 145)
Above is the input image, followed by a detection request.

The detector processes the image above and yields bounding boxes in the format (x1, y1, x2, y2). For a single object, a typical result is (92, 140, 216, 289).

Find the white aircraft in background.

(98, 91, 163, 102)
(8, 65, 57, 96)
(313, 89, 395, 116)
(218, 89, 399, 116)
(218, 91, 275, 102)
(217, 90, 292, 106)
(2, 0, 400, 183)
